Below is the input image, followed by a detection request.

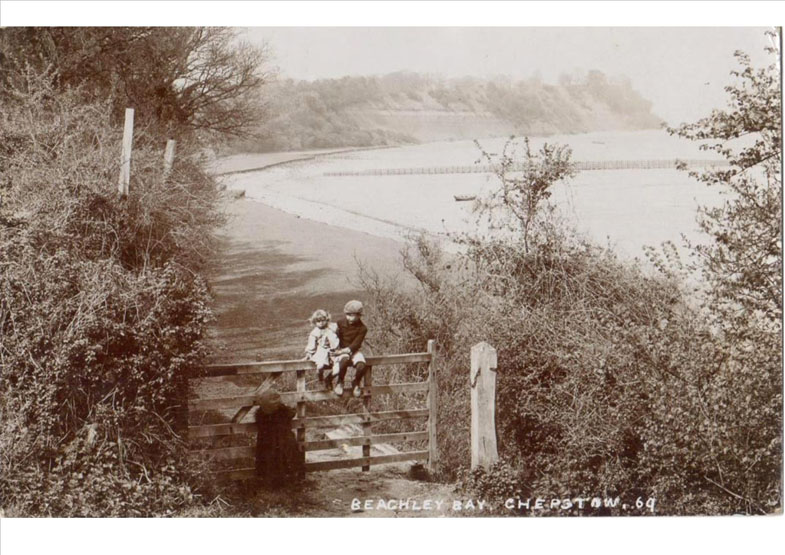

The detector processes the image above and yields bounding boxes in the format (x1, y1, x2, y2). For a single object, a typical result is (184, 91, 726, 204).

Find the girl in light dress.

(304, 309, 339, 383)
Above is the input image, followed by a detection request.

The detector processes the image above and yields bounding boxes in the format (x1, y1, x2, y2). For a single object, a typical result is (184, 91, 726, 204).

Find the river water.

(225, 129, 729, 259)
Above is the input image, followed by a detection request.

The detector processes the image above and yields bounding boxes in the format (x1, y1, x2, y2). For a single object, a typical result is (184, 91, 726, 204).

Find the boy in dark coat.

(325, 300, 368, 397)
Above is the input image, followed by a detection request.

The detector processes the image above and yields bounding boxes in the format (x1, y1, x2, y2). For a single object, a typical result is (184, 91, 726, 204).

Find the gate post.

(470, 342, 498, 470)
(361, 365, 373, 471)
(426, 339, 438, 472)
(295, 368, 306, 478)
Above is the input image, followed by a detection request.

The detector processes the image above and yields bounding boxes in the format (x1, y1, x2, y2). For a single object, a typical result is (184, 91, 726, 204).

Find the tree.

(660, 31, 783, 514)
(472, 137, 577, 253)
(669, 34, 782, 327)
(0, 27, 271, 141)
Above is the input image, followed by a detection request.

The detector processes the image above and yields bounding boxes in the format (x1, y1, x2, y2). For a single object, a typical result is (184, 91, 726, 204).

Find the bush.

(361, 231, 680, 488)
(0, 68, 223, 516)
(359, 127, 781, 514)
(460, 460, 526, 503)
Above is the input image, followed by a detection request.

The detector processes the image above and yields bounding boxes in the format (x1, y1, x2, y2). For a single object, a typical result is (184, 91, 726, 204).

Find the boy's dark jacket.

(336, 318, 367, 354)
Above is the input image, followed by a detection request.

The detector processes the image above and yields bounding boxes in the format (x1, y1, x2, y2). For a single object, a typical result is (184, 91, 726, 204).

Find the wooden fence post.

(118, 108, 134, 196)
(426, 339, 438, 472)
(163, 139, 176, 177)
(361, 365, 373, 471)
(470, 341, 498, 470)
(295, 368, 306, 478)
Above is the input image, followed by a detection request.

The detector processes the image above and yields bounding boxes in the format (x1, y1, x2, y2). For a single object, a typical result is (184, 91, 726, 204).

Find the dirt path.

(205, 195, 457, 517)
(206, 197, 406, 363)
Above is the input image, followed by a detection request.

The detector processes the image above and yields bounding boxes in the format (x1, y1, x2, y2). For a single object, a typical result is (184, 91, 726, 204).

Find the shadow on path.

(207, 237, 367, 362)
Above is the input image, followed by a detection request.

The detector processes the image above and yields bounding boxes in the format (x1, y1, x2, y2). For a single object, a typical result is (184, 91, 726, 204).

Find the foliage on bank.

(0, 29, 265, 516)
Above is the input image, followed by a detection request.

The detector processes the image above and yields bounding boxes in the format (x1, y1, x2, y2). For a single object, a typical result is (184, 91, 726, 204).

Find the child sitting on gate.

(324, 300, 368, 398)
(304, 309, 339, 383)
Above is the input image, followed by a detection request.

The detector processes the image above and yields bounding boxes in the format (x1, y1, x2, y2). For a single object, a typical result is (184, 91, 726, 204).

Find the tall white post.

(163, 139, 176, 177)
(118, 108, 134, 196)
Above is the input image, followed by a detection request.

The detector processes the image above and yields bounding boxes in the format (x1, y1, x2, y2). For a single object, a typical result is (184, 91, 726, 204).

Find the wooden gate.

(189, 340, 437, 480)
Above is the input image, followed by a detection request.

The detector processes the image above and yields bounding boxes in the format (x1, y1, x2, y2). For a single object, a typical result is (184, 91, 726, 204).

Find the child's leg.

(331, 358, 341, 377)
(351, 362, 368, 387)
(316, 364, 326, 383)
(350, 352, 368, 387)
(325, 355, 343, 389)
(337, 356, 352, 384)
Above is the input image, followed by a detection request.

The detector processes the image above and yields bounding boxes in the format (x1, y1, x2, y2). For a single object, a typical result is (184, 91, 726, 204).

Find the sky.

(1, 2, 778, 125)
(243, 27, 776, 126)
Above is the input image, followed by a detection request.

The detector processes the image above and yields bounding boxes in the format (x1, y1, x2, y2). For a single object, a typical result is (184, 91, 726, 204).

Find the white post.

(118, 108, 134, 196)
(163, 139, 176, 177)
(470, 341, 498, 470)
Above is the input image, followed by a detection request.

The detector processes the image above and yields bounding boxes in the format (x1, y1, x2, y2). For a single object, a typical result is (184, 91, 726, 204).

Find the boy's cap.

(343, 300, 363, 314)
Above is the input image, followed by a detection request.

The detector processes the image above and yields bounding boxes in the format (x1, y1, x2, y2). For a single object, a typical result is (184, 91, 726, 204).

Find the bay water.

(226, 129, 729, 259)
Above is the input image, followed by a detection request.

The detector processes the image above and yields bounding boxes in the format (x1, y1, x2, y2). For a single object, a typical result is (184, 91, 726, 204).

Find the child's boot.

(334, 381, 344, 396)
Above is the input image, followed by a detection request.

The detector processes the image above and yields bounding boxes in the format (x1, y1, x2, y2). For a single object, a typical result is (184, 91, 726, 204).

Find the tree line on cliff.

(232, 69, 663, 152)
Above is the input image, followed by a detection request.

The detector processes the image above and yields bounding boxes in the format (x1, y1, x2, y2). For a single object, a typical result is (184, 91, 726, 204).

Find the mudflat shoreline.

(206, 198, 408, 363)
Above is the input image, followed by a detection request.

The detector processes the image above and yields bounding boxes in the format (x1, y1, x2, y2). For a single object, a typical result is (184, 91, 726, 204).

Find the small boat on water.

(454, 194, 476, 202)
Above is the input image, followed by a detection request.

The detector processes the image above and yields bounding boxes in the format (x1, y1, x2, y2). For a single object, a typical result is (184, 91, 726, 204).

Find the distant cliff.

(236, 71, 663, 152)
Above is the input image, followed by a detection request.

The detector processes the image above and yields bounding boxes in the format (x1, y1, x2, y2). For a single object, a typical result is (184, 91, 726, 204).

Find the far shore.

(206, 197, 409, 364)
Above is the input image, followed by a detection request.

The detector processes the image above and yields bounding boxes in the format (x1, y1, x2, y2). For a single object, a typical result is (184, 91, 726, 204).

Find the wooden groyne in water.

(323, 159, 729, 177)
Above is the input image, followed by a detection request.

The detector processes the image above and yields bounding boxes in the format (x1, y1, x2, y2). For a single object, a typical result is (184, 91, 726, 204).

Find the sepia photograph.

(0, 2, 782, 548)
